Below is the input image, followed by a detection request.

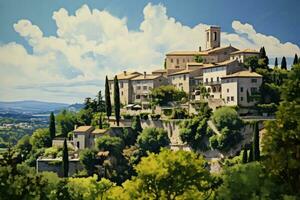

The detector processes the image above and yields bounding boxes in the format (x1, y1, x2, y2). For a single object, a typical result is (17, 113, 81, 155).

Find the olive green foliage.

(170, 108, 188, 119)
(210, 107, 243, 151)
(49, 112, 56, 140)
(96, 135, 124, 156)
(262, 64, 300, 195)
(194, 55, 204, 63)
(79, 149, 97, 176)
(215, 162, 281, 200)
(30, 128, 51, 149)
(62, 138, 69, 177)
(137, 128, 170, 156)
(122, 149, 219, 200)
(180, 115, 209, 150)
(150, 85, 187, 106)
(77, 108, 94, 126)
(244, 56, 259, 71)
(56, 110, 77, 137)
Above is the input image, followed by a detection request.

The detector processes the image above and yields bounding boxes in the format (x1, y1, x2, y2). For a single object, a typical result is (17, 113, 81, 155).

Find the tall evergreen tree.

(259, 47, 266, 59)
(281, 56, 287, 70)
(97, 90, 105, 112)
(253, 122, 260, 161)
(274, 57, 278, 68)
(105, 76, 112, 120)
(49, 112, 56, 141)
(62, 138, 69, 177)
(242, 148, 248, 164)
(248, 144, 253, 163)
(99, 113, 103, 129)
(293, 54, 298, 65)
(114, 76, 121, 126)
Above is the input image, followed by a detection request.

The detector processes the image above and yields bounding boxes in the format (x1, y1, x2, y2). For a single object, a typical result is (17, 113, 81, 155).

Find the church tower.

(205, 26, 221, 50)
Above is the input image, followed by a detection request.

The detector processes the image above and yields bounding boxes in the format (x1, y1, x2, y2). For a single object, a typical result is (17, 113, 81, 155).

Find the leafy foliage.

(150, 85, 187, 106)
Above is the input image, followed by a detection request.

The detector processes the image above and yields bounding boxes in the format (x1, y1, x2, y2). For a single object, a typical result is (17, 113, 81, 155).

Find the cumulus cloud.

(0, 3, 299, 103)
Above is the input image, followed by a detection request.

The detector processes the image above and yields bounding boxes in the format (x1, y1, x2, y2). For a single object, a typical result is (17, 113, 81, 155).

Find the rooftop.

(74, 126, 94, 132)
(92, 129, 108, 134)
(230, 49, 259, 55)
(166, 46, 239, 56)
(222, 70, 263, 78)
(131, 74, 162, 80)
(168, 69, 194, 76)
(110, 71, 141, 80)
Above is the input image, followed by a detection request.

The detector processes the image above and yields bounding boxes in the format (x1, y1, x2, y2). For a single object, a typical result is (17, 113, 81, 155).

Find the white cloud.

(0, 3, 299, 103)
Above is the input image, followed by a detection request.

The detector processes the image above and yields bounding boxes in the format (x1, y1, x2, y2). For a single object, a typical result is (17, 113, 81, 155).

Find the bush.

(209, 135, 219, 149)
(212, 107, 243, 130)
(257, 103, 277, 114)
(139, 113, 149, 120)
(44, 147, 59, 158)
(150, 114, 161, 120)
(170, 108, 188, 119)
(122, 113, 134, 120)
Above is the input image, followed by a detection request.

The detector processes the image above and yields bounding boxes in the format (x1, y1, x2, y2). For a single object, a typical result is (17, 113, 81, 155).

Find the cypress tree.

(105, 76, 112, 120)
(259, 47, 266, 59)
(274, 57, 278, 68)
(281, 56, 287, 70)
(62, 138, 69, 177)
(114, 75, 121, 126)
(99, 113, 103, 129)
(242, 148, 248, 164)
(97, 90, 105, 112)
(253, 122, 260, 161)
(248, 144, 253, 162)
(49, 112, 56, 141)
(293, 54, 298, 65)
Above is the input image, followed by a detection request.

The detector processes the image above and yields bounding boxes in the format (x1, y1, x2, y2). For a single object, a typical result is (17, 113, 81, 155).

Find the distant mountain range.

(0, 100, 83, 114)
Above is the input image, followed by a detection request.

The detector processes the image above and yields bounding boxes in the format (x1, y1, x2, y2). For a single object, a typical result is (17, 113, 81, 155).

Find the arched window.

(213, 32, 217, 41)
(212, 87, 216, 92)
(208, 88, 211, 93)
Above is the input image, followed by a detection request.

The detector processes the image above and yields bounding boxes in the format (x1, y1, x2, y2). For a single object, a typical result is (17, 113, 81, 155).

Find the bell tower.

(205, 26, 221, 50)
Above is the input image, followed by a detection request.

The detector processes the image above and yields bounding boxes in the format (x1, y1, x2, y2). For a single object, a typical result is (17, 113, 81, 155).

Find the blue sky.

(0, 0, 299, 103)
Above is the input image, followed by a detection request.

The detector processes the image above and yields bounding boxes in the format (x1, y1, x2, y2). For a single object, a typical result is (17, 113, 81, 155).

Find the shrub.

(212, 107, 243, 130)
(44, 147, 59, 158)
(150, 114, 161, 120)
(139, 113, 149, 120)
(122, 113, 134, 120)
(257, 103, 277, 114)
(209, 135, 219, 149)
(170, 108, 188, 119)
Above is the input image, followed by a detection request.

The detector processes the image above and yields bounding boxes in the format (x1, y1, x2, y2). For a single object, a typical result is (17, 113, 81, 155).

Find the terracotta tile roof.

(168, 69, 195, 76)
(166, 46, 238, 56)
(131, 74, 162, 80)
(74, 126, 94, 132)
(109, 71, 141, 80)
(230, 49, 259, 55)
(92, 129, 108, 134)
(152, 69, 167, 73)
(201, 59, 238, 69)
(222, 70, 263, 78)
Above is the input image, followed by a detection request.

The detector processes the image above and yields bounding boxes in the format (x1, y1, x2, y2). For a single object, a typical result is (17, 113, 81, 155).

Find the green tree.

(96, 135, 124, 156)
(195, 55, 204, 63)
(137, 128, 170, 155)
(123, 149, 219, 200)
(105, 76, 112, 120)
(56, 110, 76, 137)
(212, 107, 243, 131)
(77, 108, 94, 126)
(281, 56, 287, 70)
(30, 128, 51, 149)
(114, 75, 121, 126)
(242, 148, 248, 164)
(262, 64, 300, 194)
(62, 138, 69, 177)
(274, 57, 278, 68)
(293, 54, 298, 65)
(80, 149, 97, 176)
(252, 122, 260, 161)
(49, 112, 56, 140)
(150, 85, 187, 106)
(97, 90, 106, 112)
(244, 56, 259, 71)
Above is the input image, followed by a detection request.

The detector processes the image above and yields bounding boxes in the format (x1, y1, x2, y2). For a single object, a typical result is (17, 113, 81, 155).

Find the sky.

(0, 0, 299, 104)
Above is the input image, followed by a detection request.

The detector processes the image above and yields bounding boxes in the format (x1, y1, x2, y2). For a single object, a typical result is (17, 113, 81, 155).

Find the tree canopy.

(150, 85, 187, 106)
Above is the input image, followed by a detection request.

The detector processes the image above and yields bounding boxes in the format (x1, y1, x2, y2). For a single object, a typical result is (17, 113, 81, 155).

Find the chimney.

(143, 71, 146, 78)
(199, 46, 201, 52)
(123, 71, 127, 76)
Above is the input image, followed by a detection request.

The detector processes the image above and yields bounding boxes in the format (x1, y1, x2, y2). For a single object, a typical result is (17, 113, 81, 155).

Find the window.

(211, 78, 213, 82)
(240, 87, 244, 92)
(120, 82, 123, 88)
(218, 87, 221, 92)
(183, 75, 186, 81)
(231, 96, 234, 101)
(206, 78, 208, 83)
(149, 87, 152, 90)
(121, 91, 123, 96)
(217, 77, 220, 82)
(251, 79, 257, 83)
(251, 87, 257, 93)
(213, 32, 217, 41)
(241, 97, 244, 101)
(77, 141, 80, 149)
(227, 89, 229, 93)
(136, 95, 140, 99)
(143, 86, 147, 90)
(227, 97, 230, 101)
(208, 88, 211, 93)
(213, 87, 216, 92)
(183, 59, 185, 62)
(171, 58, 173, 63)
(176, 59, 179, 64)
(211, 95, 214, 98)
(175, 66, 180, 69)
(207, 32, 209, 41)
(136, 86, 141, 90)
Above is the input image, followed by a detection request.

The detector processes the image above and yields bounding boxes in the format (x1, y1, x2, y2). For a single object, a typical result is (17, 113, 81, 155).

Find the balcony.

(204, 80, 222, 86)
